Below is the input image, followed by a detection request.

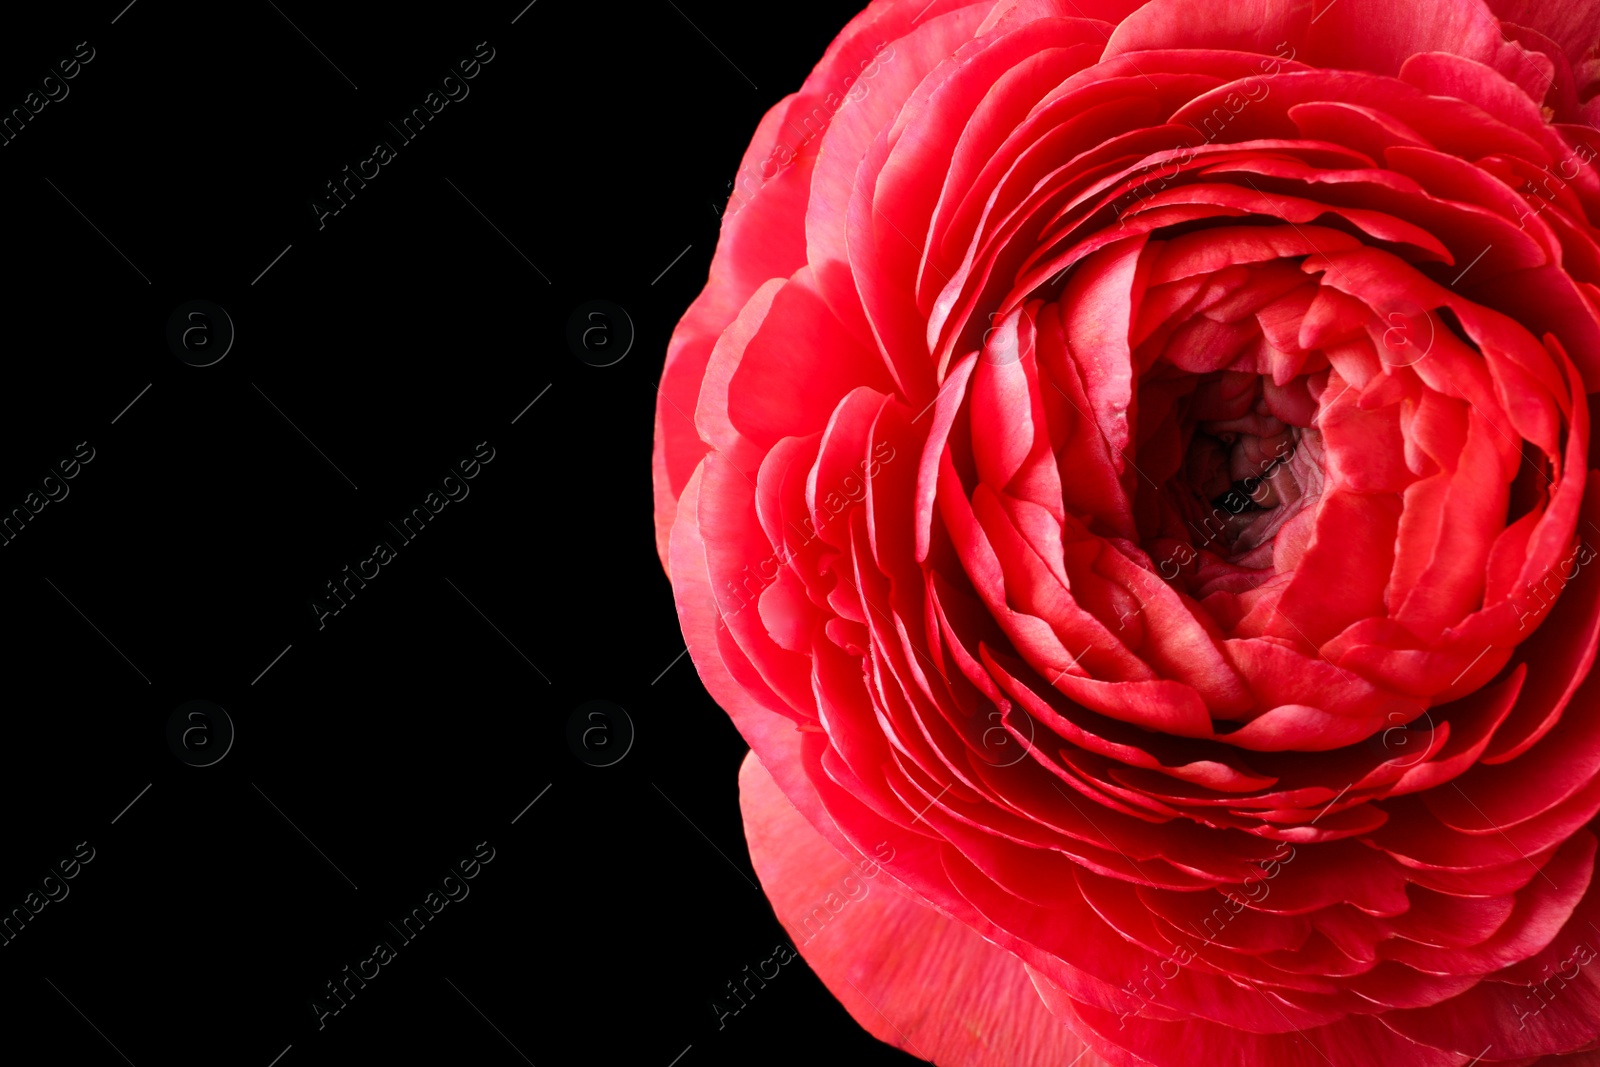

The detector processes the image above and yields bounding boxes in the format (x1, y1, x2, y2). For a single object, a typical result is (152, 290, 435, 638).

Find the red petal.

(740, 749, 1103, 1066)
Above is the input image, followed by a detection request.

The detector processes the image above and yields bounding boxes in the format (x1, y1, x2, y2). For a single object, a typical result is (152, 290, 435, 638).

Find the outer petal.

(740, 749, 1106, 1067)
(653, 0, 997, 568)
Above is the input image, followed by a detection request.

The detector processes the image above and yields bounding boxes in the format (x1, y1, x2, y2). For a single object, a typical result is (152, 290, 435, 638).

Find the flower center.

(1159, 373, 1325, 574)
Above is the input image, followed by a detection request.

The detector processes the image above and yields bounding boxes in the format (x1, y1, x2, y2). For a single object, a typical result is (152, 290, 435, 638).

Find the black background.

(0, 1, 920, 1064)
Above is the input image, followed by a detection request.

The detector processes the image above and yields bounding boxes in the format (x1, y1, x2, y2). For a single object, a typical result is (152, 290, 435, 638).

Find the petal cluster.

(656, 1, 1600, 1063)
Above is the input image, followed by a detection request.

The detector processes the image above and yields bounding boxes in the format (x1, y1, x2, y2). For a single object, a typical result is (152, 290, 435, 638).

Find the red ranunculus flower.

(653, 1, 1600, 1063)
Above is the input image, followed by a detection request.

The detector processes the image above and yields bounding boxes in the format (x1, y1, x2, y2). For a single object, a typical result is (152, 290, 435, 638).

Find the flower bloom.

(654, 0, 1600, 1062)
